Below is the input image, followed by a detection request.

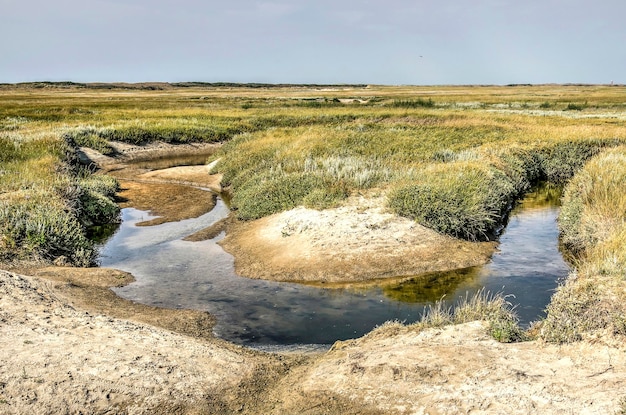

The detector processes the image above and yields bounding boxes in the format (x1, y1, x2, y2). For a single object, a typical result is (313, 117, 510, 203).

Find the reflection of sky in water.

(461, 206, 568, 324)
(100, 193, 569, 347)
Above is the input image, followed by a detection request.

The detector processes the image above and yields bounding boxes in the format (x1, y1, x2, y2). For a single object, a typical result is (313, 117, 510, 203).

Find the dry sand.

(220, 193, 496, 283)
(2, 269, 625, 414)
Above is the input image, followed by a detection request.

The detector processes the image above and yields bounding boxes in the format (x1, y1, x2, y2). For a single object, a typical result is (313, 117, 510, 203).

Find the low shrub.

(302, 185, 348, 210)
(0, 132, 120, 266)
(0, 198, 96, 266)
(79, 173, 120, 198)
(388, 162, 516, 240)
(564, 102, 586, 111)
(390, 98, 435, 108)
(232, 173, 326, 220)
(539, 140, 604, 184)
(79, 189, 120, 227)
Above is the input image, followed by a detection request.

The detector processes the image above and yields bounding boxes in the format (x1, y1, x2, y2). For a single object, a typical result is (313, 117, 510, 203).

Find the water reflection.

(88, 223, 121, 244)
(99, 182, 569, 346)
(381, 268, 481, 303)
(380, 183, 569, 325)
(513, 182, 563, 212)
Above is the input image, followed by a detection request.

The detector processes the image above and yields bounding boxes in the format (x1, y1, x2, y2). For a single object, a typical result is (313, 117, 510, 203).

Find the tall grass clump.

(390, 98, 435, 108)
(388, 162, 517, 240)
(558, 147, 626, 252)
(0, 132, 120, 266)
(62, 126, 114, 155)
(541, 147, 626, 343)
(415, 289, 526, 343)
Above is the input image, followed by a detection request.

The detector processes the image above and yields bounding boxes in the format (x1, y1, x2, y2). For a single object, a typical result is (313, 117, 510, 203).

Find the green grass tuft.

(388, 162, 516, 240)
(415, 289, 526, 343)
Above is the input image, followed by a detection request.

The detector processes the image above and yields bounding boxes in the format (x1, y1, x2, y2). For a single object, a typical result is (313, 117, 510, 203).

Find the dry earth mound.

(221, 194, 496, 283)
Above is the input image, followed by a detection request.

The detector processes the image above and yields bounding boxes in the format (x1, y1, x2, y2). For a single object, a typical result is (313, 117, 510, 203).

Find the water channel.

(99, 179, 569, 348)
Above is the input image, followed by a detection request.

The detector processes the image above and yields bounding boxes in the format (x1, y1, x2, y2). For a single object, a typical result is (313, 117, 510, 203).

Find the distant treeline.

(0, 81, 370, 90)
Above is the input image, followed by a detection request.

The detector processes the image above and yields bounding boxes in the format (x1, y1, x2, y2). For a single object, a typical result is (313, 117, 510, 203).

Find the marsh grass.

(388, 161, 516, 240)
(541, 147, 626, 343)
(62, 126, 114, 155)
(414, 289, 526, 342)
(1, 84, 626, 272)
(210, 98, 623, 239)
(390, 98, 435, 108)
(0, 130, 119, 265)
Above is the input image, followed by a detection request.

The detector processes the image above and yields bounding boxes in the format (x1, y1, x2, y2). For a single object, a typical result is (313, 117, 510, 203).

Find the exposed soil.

(2, 142, 624, 414)
(2, 268, 625, 414)
(295, 321, 626, 414)
(0, 269, 382, 415)
(221, 194, 496, 283)
(115, 180, 217, 226)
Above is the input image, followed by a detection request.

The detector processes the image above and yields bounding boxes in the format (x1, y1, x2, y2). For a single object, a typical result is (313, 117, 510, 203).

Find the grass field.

(1, 83, 625, 341)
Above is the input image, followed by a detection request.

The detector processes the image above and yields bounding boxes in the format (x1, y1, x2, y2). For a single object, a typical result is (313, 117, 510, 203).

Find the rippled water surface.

(99, 184, 569, 347)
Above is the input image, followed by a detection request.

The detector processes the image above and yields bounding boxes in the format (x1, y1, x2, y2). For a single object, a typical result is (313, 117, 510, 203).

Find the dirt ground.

(2, 142, 625, 414)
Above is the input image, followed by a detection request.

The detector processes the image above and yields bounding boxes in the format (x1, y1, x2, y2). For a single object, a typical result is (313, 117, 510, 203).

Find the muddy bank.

(14, 265, 217, 341)
(84, 141, 223, 225)
(78, 141, 222, 170)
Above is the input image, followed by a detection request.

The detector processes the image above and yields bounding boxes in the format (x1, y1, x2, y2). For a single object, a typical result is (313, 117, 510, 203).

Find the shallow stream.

(99, 182, 569, 348)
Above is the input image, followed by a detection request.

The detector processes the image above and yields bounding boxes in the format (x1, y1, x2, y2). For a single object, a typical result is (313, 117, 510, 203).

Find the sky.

(1, 0, 625, 85)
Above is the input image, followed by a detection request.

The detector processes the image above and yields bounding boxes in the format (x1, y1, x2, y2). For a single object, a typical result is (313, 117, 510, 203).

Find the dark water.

(99, 184, 569, 347)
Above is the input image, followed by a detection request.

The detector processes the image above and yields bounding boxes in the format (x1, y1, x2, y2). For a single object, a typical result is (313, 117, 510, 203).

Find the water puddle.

(99, 183, 569, 347)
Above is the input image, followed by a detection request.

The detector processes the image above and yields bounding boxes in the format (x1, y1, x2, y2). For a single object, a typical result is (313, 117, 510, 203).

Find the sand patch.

(0, 270, 257, 414)
(221, 194, 496, 283)
(293, 321, 626, 414)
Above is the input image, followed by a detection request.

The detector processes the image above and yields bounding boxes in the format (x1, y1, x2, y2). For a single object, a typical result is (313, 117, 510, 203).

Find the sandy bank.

(0, 270, 259, 414)
(294, 321, 626, 414)
(220, 193, 496, 283)
(2, 269, 625, 414)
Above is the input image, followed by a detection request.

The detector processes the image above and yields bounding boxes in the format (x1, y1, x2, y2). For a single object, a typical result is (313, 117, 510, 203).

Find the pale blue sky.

(1, 0, 624, 84)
